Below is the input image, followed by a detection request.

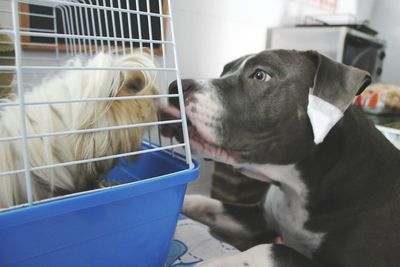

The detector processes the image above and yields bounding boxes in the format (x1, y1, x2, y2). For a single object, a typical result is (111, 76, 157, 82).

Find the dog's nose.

(168, 79, 197, 108)
(168, 79, 196, 94)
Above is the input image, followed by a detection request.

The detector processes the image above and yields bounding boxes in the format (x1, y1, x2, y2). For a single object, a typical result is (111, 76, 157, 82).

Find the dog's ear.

(304, 51, 371, 144)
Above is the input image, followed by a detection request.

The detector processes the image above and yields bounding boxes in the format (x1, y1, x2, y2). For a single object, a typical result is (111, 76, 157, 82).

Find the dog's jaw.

(161, 104, 239, 166)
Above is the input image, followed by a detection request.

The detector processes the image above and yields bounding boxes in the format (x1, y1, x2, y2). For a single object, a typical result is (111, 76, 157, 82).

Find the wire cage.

(0, 0, 197, 266)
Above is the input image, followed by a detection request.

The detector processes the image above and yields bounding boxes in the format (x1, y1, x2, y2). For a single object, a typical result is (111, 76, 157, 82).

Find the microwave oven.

(267, 26, 386, 81)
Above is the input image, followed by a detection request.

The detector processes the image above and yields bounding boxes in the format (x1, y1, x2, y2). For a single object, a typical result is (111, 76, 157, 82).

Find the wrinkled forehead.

(220, 54, 254, 77)
(220, 50, 307, 77)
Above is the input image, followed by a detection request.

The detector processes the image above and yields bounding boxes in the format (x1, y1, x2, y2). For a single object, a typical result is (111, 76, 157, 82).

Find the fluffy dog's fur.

(0, 53, 159, 209)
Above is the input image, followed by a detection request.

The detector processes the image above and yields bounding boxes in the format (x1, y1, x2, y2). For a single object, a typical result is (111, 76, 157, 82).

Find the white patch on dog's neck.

(307, 94, 343, 144)
(239, 163, 325, 257)
(239, 164, 304, 195)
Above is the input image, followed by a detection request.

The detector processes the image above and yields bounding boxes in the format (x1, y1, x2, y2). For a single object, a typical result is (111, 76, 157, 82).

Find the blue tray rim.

(0, 155, 199, 228)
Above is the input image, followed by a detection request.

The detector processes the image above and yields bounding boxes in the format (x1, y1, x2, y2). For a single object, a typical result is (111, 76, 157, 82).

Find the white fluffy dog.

(0, 53, 159, 209)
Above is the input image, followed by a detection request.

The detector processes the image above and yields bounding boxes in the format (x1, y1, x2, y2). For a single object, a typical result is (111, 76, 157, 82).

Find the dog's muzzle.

(160, 79, 240, 165)
(160, 79, 195, 143)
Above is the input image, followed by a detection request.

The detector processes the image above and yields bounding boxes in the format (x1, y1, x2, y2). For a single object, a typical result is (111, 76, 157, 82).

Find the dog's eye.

(251, 69, 271, 82)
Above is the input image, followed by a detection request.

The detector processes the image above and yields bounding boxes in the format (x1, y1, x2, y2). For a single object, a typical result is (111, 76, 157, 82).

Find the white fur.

(307, 94, 343, 144)
(184, 164, 325, 259)
(186, 80, 224, 145)
(0, 53, 159, 209)
(197, 244, 274, 267)
(241, 163, 325, 257)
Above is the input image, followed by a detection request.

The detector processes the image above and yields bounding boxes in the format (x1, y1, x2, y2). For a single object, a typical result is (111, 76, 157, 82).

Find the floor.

(186, 157, 214, 196)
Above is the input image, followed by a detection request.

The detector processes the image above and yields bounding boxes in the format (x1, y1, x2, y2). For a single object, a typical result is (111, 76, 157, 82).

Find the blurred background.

(167, 0, 397, 84)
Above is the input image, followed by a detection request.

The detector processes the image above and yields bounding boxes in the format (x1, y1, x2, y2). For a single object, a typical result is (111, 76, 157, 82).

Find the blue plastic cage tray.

(0, 145, 199, 267)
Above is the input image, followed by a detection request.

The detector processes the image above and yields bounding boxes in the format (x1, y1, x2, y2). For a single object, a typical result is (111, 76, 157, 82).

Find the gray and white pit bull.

(161, 50, 400, 267)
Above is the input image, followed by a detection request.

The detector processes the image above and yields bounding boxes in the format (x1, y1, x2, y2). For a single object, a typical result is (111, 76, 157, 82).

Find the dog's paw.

(182, 195, 260, 241)
(182, 195, 225, 224)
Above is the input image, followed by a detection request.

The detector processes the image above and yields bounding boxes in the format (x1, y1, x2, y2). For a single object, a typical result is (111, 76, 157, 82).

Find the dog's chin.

(160, 105, 241, 165)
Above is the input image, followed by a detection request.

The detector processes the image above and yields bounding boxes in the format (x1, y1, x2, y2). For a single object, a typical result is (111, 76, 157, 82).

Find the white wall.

(167, 0, 286, 79)
(0, 1, 12, 28)
(370, 0, 400, 86)
(167, 0, 364, 80)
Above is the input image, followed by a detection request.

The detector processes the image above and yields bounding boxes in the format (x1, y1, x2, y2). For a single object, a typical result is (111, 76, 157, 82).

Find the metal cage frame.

(0, 0, 193, 211)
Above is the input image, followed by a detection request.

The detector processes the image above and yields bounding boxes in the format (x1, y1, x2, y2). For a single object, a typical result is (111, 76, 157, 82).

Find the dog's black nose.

(168, 79, 196, 95)
(168, 79, 197, 108)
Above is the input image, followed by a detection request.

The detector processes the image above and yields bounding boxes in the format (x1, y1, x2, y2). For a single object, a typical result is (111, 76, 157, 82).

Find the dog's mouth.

(160, 105, 241, 165)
